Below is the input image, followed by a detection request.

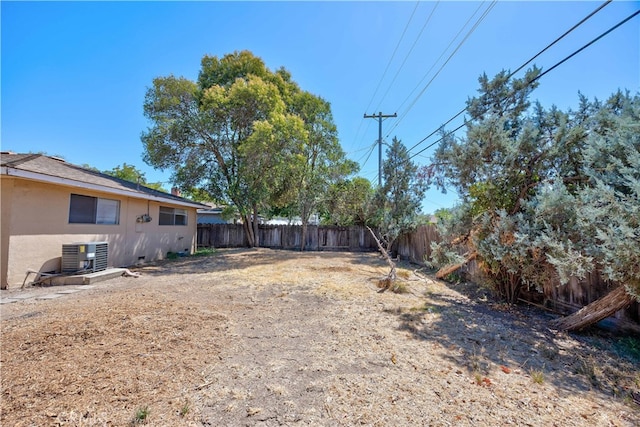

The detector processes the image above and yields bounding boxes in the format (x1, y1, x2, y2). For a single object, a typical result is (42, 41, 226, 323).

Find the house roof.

(0, 153, 207, 209)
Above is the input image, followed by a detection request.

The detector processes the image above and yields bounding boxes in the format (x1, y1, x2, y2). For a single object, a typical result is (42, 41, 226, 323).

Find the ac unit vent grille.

(62, 242, 108, 273)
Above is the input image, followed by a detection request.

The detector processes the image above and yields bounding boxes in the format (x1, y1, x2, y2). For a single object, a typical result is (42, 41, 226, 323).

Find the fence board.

(393, 225, 440, 265)
(197, 224, 377, 252)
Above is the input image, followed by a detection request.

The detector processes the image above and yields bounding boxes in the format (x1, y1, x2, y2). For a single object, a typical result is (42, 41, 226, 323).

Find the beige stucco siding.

(1, 178, 14, 290)
(2, 178, 197, 288)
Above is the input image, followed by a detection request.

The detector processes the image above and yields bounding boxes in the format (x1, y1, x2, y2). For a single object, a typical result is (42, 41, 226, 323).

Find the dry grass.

(1, 248, 638, 426)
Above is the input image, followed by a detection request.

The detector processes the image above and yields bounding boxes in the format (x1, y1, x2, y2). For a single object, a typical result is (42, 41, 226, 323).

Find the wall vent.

(62, 242, 108, 273)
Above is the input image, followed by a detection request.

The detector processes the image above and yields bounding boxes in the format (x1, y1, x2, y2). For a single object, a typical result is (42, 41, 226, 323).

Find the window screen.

(69, 194, 96, 223)
(69, 194, 119, 224)
(159, 206, 188, 226)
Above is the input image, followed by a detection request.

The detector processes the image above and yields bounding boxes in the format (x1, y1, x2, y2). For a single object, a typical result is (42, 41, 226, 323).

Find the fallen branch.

(194, 379, 216, 391)
(435, 251, 477, 279)
(553, 286, 635, 331)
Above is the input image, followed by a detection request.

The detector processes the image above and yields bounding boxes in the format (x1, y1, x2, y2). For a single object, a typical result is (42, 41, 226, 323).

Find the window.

(69, 194, 120, 224)
(159, 206, 187, 226)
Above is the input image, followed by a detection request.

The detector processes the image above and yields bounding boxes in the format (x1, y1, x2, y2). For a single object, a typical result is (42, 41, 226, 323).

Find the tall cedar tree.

(373, 137, 427, 255)
(427, 65, 639, 309)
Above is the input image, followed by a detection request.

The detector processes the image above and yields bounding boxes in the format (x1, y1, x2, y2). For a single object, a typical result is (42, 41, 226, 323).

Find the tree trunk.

(300, 222, 307, 252)
(299, 201, 313, 252)
(252, 204, 260, 248)
(366, 226, 397, 292)
(241, 213, 255, 247)
(553, 286, 635, 331)
(435, 252, 477, 279)
(300, 204, 309, 252)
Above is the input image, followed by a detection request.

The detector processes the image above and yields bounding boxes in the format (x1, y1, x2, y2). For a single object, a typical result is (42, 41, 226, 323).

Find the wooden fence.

(197, 224, 379, 252)
(393, 224, 441, 265)
(197, 223, 638, 327)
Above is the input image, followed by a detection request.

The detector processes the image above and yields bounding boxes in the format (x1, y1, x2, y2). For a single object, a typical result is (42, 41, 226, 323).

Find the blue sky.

(2, 1, 639, 214)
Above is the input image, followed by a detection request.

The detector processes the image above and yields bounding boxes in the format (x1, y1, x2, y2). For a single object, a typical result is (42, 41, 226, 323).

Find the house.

(197, 205, 234, 225)
(0, 152, 207, 289)
(261, 214, 320, 226)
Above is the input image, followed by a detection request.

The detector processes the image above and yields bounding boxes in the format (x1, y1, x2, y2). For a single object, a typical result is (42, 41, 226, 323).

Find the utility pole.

(364, 111, 397, 187)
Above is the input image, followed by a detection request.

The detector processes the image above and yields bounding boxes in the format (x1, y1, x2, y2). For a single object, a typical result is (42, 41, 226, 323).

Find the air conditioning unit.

(62, 242, 108, 273)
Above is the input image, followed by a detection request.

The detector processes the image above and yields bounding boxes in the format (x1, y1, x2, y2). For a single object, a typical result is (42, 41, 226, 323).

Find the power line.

(388, 1, 497, 138)
(406, 0, 617, 156)
(372, 1, 441, 114)
(409, 6, 640, 160)
(363, 1, 420, 115)
(532, 7, 638, 84)
(388, 1, 487, 132)
(508, 0, 612, 79)
(348, 142, 378, 156)
(400, 1, 497, 124)
(351, 2, 420, 151)
(357, 140, 379, 167)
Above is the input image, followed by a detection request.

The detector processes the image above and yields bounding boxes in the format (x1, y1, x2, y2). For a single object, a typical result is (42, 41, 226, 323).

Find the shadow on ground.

(389, 274, 640, 406)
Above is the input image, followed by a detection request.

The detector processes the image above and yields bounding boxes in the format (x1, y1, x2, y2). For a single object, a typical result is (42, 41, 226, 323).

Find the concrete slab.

(5, 293, 36, 300)
(0, 299, 18, 304)
(56, 289, 83, 294)
(49, 268, 126, 286)
(36, 294, 64, 300)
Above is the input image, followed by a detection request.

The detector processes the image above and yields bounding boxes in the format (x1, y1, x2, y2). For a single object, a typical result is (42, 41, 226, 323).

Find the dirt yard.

(1, 248, 638, 426)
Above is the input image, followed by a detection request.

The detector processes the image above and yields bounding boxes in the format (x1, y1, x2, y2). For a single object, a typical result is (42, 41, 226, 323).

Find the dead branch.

(366, 226, 397, 293)
(552, 286, 635, 331)
(435, 251, 477, 279)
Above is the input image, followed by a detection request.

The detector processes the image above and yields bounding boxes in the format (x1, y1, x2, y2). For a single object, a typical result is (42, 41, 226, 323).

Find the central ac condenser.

(62, 242, 108, 273)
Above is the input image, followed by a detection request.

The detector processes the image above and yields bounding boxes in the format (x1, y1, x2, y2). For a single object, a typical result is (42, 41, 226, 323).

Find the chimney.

(171, 187, 181, 197)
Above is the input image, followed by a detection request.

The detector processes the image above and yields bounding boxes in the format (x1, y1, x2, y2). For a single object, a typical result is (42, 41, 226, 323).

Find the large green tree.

(103, 163, 165, 191)
(141, 50, 350, 247)
(321, 177, 375, 226)
(290, 91, 359, 249)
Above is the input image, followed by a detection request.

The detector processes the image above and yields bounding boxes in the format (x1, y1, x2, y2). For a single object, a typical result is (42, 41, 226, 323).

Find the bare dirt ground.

(1, 248, 639, 427)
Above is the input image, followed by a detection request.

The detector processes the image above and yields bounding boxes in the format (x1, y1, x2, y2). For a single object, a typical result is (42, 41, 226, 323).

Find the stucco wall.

(1, 178, 14, 289)
(2, 178, 197, 288)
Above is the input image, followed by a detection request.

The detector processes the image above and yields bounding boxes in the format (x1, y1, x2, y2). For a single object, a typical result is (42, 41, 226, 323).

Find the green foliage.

(241, 111, 308, 211)
(80, 163, 100, 172)
(179, 402, 190, 417)
(432, 207, 454, 222)
(104, 163, 144, 183)
(427, 65, 640, 303)
(131, 406, 149, 424)
(321, 177, 375, 226)
(193, 248, 216, 257)
(530, 369, 544, 385)
(430, 67, 545, 209)
(287, 90, 358, 245)
(141, 50, 352, 247)
(180, 187, 219, 203)
(425, 204, 473, 269)
(614, 337, 640, 363)
(103, 163, 166, 192)
(369, 137, 427, 254)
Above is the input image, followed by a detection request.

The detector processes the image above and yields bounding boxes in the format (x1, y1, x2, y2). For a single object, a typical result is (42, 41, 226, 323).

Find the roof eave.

(1, 166, 206, 209)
